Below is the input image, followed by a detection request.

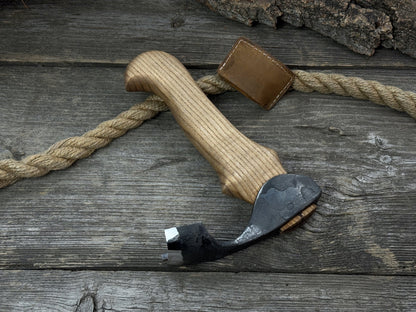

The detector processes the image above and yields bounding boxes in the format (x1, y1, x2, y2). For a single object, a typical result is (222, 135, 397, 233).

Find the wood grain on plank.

(1, 0, 416, 68)
(0, 270, 415, 312)
(1, 65, 415, 273)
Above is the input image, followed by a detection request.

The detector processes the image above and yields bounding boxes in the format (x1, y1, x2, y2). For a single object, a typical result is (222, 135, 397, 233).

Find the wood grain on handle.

(125, 51, 285, 204)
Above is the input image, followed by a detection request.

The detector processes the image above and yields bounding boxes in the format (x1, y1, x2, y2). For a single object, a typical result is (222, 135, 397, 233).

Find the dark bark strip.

(198, 0, 416, 58)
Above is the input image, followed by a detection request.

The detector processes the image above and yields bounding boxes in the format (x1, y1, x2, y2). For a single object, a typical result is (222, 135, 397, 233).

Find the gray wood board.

(1, 65, 415, 273)
(0, 270, 415, 312)
(1, 0, 416, 68)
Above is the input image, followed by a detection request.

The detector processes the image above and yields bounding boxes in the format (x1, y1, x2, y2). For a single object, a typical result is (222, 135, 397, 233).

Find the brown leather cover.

(218, 37, 294, 110)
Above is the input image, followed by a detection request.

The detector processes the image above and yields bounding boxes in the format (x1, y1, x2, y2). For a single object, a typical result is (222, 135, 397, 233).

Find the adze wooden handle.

(125, 51, 315, 231)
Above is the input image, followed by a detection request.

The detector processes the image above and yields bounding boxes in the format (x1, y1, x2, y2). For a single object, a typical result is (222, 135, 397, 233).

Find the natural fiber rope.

(0, 71, 415, 189)
(0, 75, 233, 189)
(292, 70, 416, 119)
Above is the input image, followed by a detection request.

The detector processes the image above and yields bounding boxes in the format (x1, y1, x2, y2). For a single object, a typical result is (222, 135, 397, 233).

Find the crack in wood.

(294, 124, 355, 137)
(0, 138, 25, 160)
(143, 156, 188, 173)
(75, 293, 97, 312)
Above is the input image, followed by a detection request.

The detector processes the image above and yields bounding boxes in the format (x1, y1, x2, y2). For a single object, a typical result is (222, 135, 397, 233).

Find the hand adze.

(125, 51, 321, 265)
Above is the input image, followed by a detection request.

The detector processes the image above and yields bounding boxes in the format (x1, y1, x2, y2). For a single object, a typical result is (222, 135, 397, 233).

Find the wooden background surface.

(1, 0, 415, 311)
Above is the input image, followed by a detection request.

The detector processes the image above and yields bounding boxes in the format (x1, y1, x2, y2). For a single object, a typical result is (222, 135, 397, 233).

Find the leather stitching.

(218, 38, 243, 71)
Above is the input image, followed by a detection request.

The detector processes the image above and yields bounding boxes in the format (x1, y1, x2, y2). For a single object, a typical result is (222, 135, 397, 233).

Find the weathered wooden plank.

(0, 65, 415, 273)
(1, 0, 416, 68)
(0, 270, 415, 311)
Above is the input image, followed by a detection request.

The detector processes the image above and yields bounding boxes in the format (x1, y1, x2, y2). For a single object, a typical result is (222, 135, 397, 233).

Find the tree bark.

(197, 0, 416, 58)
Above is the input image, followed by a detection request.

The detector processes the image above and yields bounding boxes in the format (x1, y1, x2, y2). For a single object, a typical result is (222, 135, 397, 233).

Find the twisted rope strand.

(1, 71, 415, 189)
(292, 70, 416, 119)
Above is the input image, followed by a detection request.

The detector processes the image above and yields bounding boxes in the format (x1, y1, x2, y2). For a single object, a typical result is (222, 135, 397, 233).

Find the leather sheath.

(218, 37, 294, 110)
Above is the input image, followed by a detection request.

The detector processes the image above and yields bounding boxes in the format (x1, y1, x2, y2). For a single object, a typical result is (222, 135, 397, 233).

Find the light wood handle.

(125, 51, 286, 204)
